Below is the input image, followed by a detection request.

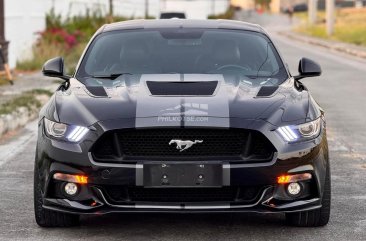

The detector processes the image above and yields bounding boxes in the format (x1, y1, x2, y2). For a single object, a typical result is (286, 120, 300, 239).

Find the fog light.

(287, 182, 301, 196)
(64, 182, 78, 196)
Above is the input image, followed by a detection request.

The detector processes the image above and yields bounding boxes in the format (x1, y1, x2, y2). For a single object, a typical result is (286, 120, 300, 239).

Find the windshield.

(76, 29, 288, 87)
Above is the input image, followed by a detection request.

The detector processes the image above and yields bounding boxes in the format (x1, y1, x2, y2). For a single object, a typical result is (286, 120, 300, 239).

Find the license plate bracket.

(143, 163, 223, 187)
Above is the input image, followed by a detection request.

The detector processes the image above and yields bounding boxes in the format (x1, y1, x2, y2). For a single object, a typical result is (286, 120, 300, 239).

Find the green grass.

(208, 6, 236, 19)
(0, 89, 53, 115)
(294, 9, 366, 46)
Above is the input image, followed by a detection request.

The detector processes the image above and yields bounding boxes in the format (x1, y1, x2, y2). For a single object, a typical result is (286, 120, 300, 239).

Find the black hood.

(53, 74, 313, 128)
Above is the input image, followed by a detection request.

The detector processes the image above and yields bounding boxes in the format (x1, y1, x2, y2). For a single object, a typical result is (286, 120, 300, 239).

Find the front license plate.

(143, 163, 223, 187)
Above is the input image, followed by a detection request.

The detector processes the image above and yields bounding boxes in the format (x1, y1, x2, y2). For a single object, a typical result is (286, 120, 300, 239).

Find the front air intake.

(102, 186, 263, 203)
(91, 128, 276, 163)
(146, 81, 218, 96)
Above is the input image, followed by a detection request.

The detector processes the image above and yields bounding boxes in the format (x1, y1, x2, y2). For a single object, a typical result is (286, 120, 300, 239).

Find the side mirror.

(42, 57, 70, 81)
(294, 58, 322, 81)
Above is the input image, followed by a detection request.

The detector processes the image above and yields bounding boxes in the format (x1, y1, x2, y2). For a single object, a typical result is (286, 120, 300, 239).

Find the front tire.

(285, 164, 331, 227)
(34, 164, 79, 227)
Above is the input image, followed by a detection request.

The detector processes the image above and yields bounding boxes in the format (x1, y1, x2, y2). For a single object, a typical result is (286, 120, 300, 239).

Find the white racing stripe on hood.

(135, 74, 230, 128)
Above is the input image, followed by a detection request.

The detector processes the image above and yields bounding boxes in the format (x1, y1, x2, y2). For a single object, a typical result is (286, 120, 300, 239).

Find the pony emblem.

(169, 139, 203, 152)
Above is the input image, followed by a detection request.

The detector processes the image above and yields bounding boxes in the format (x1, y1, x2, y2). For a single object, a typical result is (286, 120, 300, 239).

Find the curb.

(279, 31, 366, 59)
(0, 107, 39, 137)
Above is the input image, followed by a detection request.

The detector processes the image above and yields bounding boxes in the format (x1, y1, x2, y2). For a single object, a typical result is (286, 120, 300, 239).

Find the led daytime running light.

(67, 126, 89, 142)
(277, 126, 298, 141)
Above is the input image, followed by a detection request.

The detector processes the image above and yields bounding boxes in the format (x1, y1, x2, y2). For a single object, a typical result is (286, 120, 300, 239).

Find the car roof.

(101, 19, 264, 34)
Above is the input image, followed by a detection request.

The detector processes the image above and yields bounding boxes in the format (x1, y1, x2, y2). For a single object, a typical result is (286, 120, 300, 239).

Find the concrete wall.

(4, 0, 120, 69)
(161, 0, 230, 19)
(50, 0, 109, 18)
(5, 0, 47, 68)
(113, 0, 160, 18)
(50, 0, 161, 19)
(4, 0, 161, 69)
(4, 0, 229, 68)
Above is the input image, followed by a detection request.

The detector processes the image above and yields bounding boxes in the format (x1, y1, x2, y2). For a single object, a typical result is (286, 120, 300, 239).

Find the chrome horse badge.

(169, 139, 203, 152)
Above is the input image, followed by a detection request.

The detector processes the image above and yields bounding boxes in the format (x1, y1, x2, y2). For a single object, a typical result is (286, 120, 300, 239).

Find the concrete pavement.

(0, 14, 365, 241)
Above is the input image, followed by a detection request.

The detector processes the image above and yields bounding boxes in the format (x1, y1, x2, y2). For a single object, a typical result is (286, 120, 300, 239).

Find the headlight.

(44, 118, 89, 142)
(44, 118, 67, 137)
(277, 118, 322, 142)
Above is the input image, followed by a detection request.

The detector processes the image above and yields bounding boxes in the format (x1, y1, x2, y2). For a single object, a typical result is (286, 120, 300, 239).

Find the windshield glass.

(76, 29, 288, 86)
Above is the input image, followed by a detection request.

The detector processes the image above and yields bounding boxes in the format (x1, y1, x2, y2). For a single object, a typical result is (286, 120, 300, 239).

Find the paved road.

(0, 14, 366, 241)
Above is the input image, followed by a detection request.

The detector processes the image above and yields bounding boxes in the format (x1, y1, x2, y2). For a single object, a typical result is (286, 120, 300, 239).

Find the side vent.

(256, 86, 279, 97)
(146, 81, 218, 96)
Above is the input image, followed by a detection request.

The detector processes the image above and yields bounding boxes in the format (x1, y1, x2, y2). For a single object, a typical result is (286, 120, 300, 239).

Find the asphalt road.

(0, 14, 366, 241)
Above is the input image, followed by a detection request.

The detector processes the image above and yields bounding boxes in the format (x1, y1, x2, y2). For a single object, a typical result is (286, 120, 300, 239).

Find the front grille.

(103, 186, 262, 203)
(91, 128, 276, 162)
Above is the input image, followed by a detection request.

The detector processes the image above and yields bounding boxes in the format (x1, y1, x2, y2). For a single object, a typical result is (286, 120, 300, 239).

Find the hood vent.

(256, 86, 278, 97)
(84, 86, 108, 97)
(146, 81, 218, 96)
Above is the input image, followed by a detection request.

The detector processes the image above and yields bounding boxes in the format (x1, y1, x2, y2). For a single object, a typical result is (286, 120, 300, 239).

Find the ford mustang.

(34, 19, 330, 227)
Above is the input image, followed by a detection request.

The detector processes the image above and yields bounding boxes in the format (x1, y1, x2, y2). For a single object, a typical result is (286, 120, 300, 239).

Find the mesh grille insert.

(91, 128, 276, 162)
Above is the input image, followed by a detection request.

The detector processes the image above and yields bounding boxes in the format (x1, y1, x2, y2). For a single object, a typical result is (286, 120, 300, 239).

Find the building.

(231, 0, 255, 10)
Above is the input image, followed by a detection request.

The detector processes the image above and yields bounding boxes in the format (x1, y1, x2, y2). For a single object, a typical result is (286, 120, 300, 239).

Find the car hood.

(54, 74, 311, 128)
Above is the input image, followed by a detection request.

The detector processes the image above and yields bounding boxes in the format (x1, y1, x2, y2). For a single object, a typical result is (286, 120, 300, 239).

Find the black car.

(34, 19, 330, 227)
(293, 3, 308, 12)
(160, 12, 186, 19)
(283, 4, 308, 13)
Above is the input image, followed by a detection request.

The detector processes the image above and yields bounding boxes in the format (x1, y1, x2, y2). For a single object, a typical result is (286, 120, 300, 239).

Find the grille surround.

(91, 128, 276, 163)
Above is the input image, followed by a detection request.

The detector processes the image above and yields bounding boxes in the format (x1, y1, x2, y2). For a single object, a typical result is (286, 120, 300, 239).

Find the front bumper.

(40, 143, 327, 215)
(36, 119, 329, 215)
(43, 186, 322, 215)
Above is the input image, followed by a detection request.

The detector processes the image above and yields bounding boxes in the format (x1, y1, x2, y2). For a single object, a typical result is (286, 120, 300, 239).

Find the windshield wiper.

(245, 75, 270, 79)
(91, 73, 132, 80)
